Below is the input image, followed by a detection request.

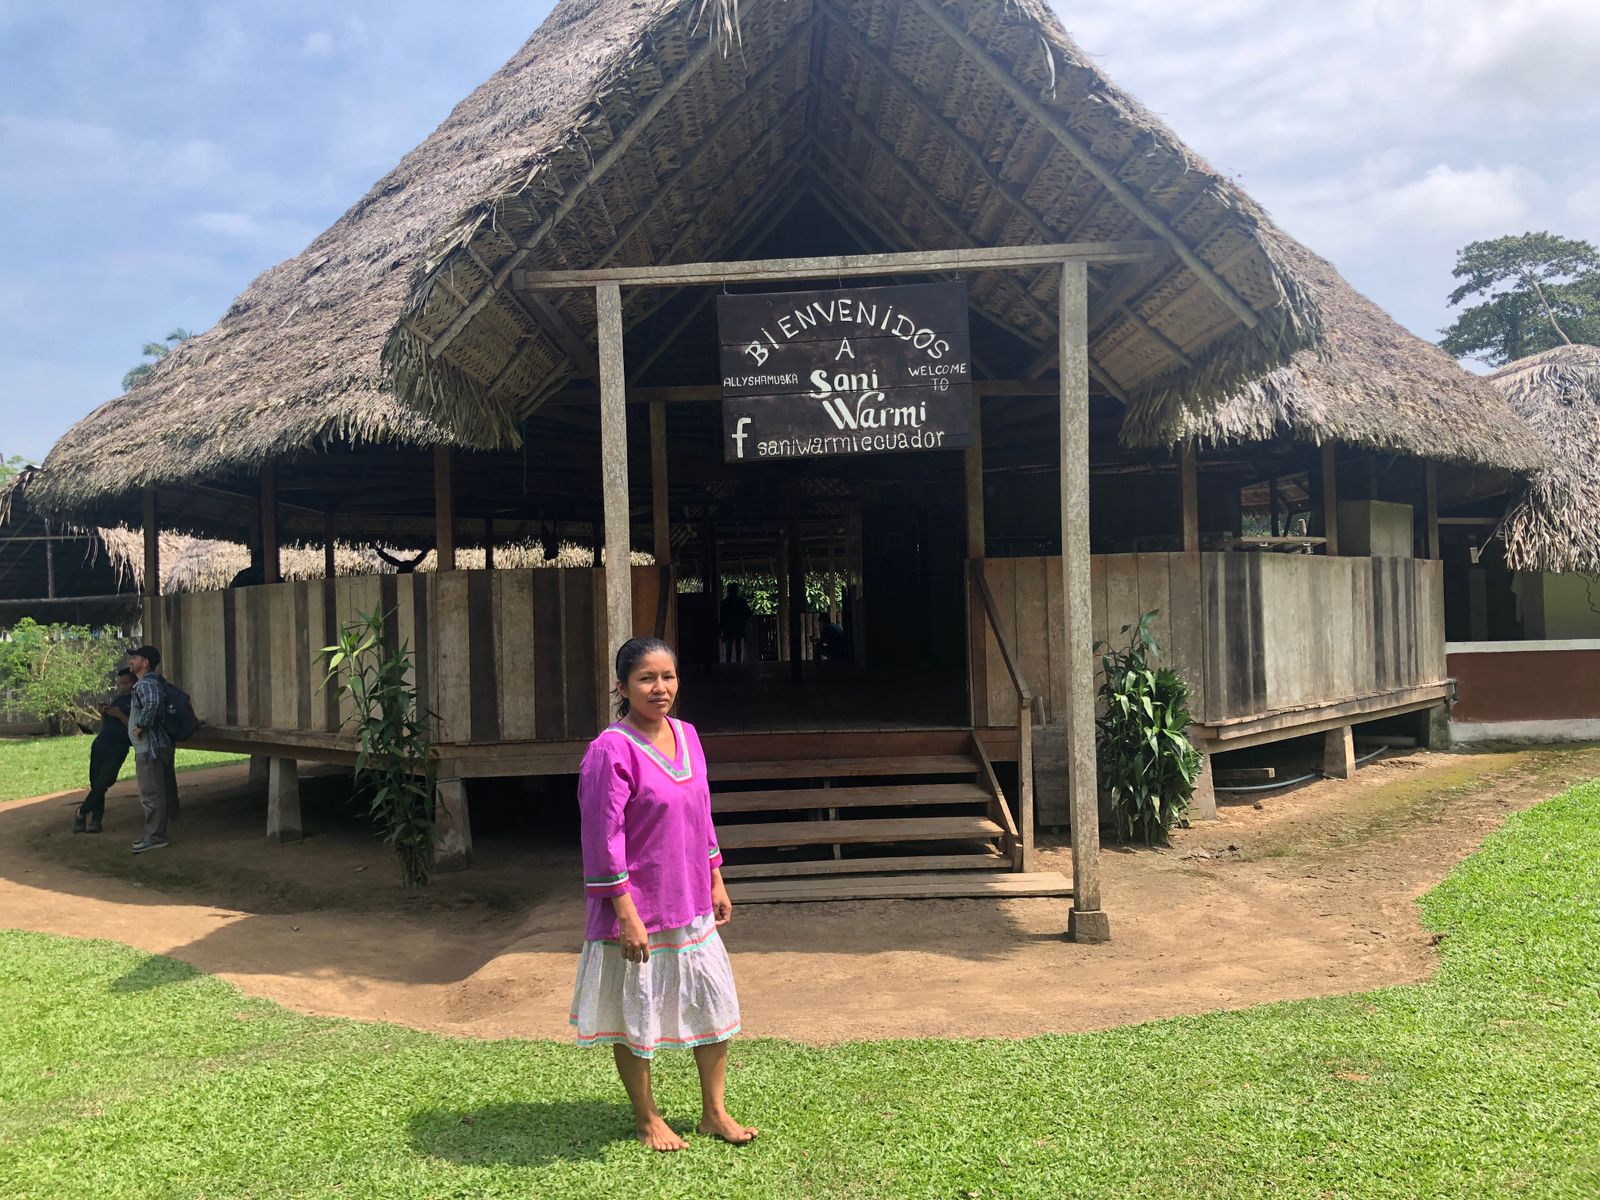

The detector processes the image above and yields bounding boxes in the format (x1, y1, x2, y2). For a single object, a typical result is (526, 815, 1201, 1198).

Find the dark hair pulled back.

(614, 637, 677, 719)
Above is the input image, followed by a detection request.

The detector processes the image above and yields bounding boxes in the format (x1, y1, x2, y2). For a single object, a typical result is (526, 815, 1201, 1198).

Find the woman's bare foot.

(697, 1110, 758, 1144)
(637, 1114, 688, 1152)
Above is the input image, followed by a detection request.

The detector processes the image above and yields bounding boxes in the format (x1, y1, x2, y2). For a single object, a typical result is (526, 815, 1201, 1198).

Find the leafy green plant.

(1095, 610, 1202, 844)
(321, 608, 436, 888)
(0, 618, 125, 735)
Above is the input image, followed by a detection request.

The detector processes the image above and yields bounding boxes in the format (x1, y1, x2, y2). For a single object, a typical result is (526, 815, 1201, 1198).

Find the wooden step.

(716, 815, 1003, 851)
(727, 871, 1074, 904)
(712, 782, 990, 815)
(719, 852, 1008, 880)
(708, 755, 977, 782)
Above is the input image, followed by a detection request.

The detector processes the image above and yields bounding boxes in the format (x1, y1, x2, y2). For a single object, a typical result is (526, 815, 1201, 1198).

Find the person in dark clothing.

(718, 583, 753, 664)
(73, 668, 135, 834)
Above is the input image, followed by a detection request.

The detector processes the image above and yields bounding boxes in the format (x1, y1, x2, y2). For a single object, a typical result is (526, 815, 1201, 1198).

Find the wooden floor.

(677, 661, 967, 734)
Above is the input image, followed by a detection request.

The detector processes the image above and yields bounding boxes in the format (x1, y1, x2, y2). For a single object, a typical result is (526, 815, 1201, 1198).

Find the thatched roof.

(1121, 243, 1549, 470)
(1489, 343, 1600, 573)
(37, 0, 1538, 520)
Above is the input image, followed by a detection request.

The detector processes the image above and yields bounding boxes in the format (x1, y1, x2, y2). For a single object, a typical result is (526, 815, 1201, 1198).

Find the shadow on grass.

(408, 1101, 638, 1165)
(109, 952, 204, 992)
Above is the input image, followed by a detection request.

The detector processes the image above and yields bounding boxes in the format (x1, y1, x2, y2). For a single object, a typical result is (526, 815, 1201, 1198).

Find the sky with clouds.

(2, 0, 1596, 464)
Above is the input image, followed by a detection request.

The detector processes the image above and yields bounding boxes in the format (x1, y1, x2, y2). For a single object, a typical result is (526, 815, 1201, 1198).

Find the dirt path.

(4, 745, 1598, 1043)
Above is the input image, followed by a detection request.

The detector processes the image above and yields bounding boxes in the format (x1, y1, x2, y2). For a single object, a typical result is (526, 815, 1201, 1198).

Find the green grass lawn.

(3, 784, 1599, 1198)
(0, 735, 245, 803)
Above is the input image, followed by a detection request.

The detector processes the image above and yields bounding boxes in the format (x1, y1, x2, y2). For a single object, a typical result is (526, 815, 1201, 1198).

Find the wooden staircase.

(707, 732, 1072, 903)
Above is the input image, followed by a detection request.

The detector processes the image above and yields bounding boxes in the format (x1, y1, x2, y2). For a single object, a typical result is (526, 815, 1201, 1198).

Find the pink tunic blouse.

(578, 717, 723, 942)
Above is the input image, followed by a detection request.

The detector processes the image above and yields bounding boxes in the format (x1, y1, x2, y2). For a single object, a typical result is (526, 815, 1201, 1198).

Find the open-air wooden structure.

(35, 0, 1545, 936)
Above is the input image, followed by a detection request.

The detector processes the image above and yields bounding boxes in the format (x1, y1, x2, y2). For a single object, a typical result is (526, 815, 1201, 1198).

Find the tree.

(0, 455, 28, 487)
(1440, 233, 1600, 366)
(0, 618, 126, 735)
(121, 327, 195, 391)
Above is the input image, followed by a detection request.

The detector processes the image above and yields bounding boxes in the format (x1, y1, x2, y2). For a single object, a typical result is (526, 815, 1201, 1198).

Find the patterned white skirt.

(569, 913, 741, 1058)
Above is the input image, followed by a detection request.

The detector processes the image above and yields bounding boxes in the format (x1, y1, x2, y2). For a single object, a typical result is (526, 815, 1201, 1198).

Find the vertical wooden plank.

(532, 569, 566, 739)
(410, 574, 432, 737)
(1167, 551, 1205, 714)
(1180, 445, 1200, 552)
(294, 582, 312, 730)
(320, 579, 339, 733)
(433, 569, 471, 745)
(565, 567, 599, 737)
(222, 589, 239, 726)
(984, 558, 1016, 726)
(248, 587, 271, 730)
(967, 563, 989, 727)
(1059, 260, 1104, 938)
(1013, 555, 1048, 711)
(495, 570, 538, 741)
(1201, 553, 1227, 724)
(1047, 556, 1070, 724)
(467, 570, 500, 742)
(597, 282, 633, 664)
(1102, 555, 1140, 648)
(1135, 553, 1173, 667)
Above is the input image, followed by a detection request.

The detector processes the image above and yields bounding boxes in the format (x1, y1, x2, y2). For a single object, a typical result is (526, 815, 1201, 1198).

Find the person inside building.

(72, 667, 135, 834)
(126, 644, 178, 854)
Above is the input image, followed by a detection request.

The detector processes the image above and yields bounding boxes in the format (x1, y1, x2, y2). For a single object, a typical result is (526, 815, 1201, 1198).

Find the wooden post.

(1018, 701, 1035, 872)
(1191, 749, 1218, 820)
(323, 512, 337, 579)
(1323, 726, 1356, 780)
(650, 400, 671, 566)
(434, 445, 456, 571)
(1268, 475, 1281, 538)
(483, 515, 496, 571)
(1424, 461, 1440, 560)
(265, 757, 302, 842)
(1059, 262, 1108, 943)
(964, 393, 985, 559)
(1321, 443, 1340, 556)
(260, 466, 280, 584)
(435, 776, 473, 870)
(141, 488, 161, 647)
(43, 519, 56, 598)
(596, 283, 633, 661)
(1180, 443, 1200, 553)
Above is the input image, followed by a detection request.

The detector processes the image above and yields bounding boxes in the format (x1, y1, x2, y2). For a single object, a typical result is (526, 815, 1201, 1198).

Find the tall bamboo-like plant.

(321, 609, 436, 887)
(1095, 610, 1202, 845)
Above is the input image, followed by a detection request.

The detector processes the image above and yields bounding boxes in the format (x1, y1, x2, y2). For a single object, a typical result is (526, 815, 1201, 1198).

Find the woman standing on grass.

(570, 636, 757, 1152)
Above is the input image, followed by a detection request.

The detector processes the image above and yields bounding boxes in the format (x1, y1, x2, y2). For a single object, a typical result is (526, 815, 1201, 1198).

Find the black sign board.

(717, 281, 973, 462)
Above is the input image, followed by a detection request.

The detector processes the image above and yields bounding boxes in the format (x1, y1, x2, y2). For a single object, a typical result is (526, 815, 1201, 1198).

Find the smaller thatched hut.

(0, 468, 140, 629)
(1443, 343, 1600, 743)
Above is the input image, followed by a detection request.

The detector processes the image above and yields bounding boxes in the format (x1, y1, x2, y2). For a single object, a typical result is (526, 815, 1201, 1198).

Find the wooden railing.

(969, 561, 1034, 871)
(156, 566, 674, 748)
(971, 553, 1446, 730)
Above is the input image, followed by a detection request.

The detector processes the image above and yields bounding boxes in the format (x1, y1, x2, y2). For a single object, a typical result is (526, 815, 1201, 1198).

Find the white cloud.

(1567, 179, 1600, 224)
(302, 29, 335, 57)
(1386, 165, 1532, 235)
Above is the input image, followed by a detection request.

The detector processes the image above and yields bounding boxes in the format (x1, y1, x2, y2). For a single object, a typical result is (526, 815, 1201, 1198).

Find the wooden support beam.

(1321, 442, 1340, 556)
(141, 488, 160, 645)
(266, 758, 302, 842)
(1181, 442, 1200, 553)
(514, 240, 1156, 290)
(965, 394, 985, 559)
(650, 401, 670, 565)
(1058, 261, 1108, 943)
(483, 515, 496, 571)
(906, 0, 1260, 331)
(260, 466, 280, 584)
(427, 31, 721, 358)
(597, 283, 633, 663)
(42, 519, 55, 599)
(1425, 461, 1440, 560)
(434, 445, 456, 571)
(323, 511, 336, 579)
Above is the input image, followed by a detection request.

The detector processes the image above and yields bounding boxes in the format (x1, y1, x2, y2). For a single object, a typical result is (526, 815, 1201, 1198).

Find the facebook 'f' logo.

(731, 416, 752, 459)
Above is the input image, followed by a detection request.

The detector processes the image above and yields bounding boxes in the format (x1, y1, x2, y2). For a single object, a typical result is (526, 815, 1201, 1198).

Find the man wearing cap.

(127, 644, 178, 854)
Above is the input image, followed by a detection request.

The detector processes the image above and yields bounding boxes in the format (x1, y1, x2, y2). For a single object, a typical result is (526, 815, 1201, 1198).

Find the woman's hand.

(618, 912, 651, 963)
(711, 876, 733, 927)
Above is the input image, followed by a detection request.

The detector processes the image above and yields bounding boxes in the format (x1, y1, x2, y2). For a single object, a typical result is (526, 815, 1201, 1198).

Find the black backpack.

(160, 679, 200, 742)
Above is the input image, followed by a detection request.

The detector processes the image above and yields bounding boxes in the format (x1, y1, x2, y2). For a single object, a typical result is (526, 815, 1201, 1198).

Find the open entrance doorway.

(673, 451, 969, 735)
